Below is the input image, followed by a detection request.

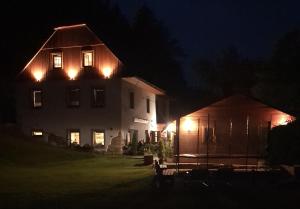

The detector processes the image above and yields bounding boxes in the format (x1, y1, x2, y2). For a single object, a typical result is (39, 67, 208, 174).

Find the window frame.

(81, 50, 94, 68)
(51, 52, 63, 69)
(68, 129, 80, 145)
(91, 129, 105, 146)
(66, 86, 80, 108)
(91, 86, 105, 108)
(32, 89, 43, 108)
(146, 98, 150, 113)
(129, 92, 135, 109)
(31, 129, 43, 137)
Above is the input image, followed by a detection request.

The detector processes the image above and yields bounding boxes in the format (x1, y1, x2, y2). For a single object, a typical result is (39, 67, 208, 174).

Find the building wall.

(178, 95, 295, 164)
(121, 80, 157, 142)
(25, 44, 120, 81)
(16, 78, 122, 148)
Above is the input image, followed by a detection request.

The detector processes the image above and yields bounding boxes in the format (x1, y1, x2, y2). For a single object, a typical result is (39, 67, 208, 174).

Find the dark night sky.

(114, 0, 300, 62)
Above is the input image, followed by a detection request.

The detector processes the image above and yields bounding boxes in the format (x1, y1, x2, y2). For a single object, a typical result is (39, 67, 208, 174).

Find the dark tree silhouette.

(253, 29, 300, 115)
(126, 6, 186, 94)
(192, 46, 258, 98)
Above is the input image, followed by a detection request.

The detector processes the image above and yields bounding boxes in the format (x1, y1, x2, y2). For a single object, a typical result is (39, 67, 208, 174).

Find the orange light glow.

(183, 118, 195, 132)
(67, 68, 78, 80)
(102, 66, 113, 79)
(32, 70, 44, 82)
(277, 115, 292, 126)
(166, 123, 176, 132)
(272, 114, 294, 128)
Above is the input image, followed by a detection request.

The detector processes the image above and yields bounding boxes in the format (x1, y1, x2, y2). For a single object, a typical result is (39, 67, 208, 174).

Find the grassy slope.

(0, 132, 152, 209)
(0, 131, 299, 209)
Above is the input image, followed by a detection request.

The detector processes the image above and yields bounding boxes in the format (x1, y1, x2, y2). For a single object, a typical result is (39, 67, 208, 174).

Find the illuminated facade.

(16, 24, 168, 149)
(172, 94, 295, 165)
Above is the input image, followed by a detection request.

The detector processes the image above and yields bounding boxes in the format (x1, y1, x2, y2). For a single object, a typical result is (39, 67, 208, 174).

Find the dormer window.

(82, 50, 93, 67)
(52, 52, 62, 69)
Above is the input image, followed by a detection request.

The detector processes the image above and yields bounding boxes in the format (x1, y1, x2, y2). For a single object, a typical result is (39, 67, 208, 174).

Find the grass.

(0, 130, 300, 209)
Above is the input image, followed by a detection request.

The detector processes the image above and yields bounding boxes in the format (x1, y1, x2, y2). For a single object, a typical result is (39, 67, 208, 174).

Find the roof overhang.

(122, 77, 165, 95)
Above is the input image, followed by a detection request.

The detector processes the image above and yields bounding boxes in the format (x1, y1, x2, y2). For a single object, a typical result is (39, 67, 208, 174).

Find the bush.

(267, 120, 300, 165)
(81, 144, 92, 152)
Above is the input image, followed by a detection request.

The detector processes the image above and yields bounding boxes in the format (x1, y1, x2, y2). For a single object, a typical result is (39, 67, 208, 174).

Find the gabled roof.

(19, 24, 121, 76)
(183, 94, 296, 118)
(122, 77, 165, 95)
(44, 24, 103, 49)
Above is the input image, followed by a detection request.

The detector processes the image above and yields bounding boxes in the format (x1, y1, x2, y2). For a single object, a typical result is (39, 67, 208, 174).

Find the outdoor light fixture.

(277, 115, 292, 126)
(32, 70, 44, 82)
(102, 66, 113, 78)
(166, 123, 176, 133)
(67, 68, 78, 80)
(183, 118, 194, 132)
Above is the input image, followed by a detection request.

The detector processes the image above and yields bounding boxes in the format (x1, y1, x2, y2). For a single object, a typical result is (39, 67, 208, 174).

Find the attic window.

(52, 52, 62, 68)
(82, 51, 93, 67)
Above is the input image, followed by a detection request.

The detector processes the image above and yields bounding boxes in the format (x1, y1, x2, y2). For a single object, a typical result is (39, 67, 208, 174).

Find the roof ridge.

(54, 24, 86, 30)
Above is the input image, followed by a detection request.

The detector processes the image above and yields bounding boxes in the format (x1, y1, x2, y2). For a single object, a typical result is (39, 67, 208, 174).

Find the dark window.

(146, 98, 150, 113)
(129, 92, 134, 109)
(33, 90, 42, 108)
(92, 88, 105, 107)
(67, 87, 80, 107)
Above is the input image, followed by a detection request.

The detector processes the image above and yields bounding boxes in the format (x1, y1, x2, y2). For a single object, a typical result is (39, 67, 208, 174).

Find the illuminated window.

(92, 88, 105, 107)
(52, 52, 62, 68)
(32, 130, 43, 136)
(130, 92, 134, 109)
(67, 87, 80, 107)
(70, 130, 80, 144)
(82, 51, 93, 67)
(146, 98, 150, 113)
(93, 131, 105, 146)
(33, 90, 42, 108)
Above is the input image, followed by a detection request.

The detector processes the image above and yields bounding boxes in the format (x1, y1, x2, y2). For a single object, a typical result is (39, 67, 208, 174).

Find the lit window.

(52, 53, 62, 68)
(67, 87, 80, 107)
(33, 90, 42, 108)
(146, 98, 150, 113)
(93, 131, 105, 146)
(70, 131, 80, 144)
(92, 88, 105, 107)
(130, 92, 134, 109)
(82, 51, 93, 67)
(32, 130, 43, 136)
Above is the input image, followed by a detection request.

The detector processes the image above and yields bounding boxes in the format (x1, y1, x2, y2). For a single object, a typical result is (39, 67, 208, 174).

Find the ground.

(0, 130, 300, 209)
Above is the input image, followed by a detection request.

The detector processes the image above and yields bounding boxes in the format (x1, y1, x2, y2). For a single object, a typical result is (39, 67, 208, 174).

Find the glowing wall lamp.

(67, 68, 78, 80)
(166, 122, 176, 133)
(32, 70, 44, 82)
(102, 66, 113, 79)
(183, 118, 195, 132)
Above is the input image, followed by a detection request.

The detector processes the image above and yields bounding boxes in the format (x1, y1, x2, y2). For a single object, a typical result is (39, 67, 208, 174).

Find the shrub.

(267, 120, 300, 165)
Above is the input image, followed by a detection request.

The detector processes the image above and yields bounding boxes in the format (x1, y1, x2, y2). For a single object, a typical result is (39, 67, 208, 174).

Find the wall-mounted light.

(166, 123, 176, 133)
(102, 66, 113, 79)
(67, 68, 78, 80)
(183, 118, 195, 132)
(32, 70, 44, 82)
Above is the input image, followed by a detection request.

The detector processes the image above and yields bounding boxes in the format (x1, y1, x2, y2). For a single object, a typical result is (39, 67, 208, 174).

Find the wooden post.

(176, 118, 180, 173)
(197, 118, 200, 167)
(207, 114, 210, 169)
(246, 115, 249, 171)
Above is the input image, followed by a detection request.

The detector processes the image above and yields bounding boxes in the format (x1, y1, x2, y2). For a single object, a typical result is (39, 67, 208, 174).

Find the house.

(167, 94, 295, 165)
(16, 24, 168, 150)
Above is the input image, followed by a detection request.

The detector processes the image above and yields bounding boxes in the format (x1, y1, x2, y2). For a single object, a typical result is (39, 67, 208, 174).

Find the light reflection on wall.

(32, 70, 45, 82)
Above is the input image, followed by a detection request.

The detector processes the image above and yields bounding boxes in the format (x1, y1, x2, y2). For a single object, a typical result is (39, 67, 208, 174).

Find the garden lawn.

(0, 132, 153, 209)
(1, 131, 300, 209)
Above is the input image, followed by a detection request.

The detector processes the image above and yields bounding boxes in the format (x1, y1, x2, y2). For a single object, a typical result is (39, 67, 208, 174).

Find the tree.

(192, 46, 258, 98)
(252, 29, 300, 115)
(126, 5, 186, 94)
